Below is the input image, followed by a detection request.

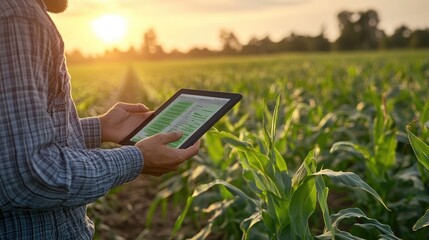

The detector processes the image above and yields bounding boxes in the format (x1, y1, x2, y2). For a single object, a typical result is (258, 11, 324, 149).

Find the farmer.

(0, 0, 200, 238)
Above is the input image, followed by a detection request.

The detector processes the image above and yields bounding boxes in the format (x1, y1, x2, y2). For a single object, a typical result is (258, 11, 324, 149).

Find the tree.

(336, 10, 358, 50)
(335, 9, 384, 50)
(409, 29, 429, 48)
(219, 29, 242, 54)
(357, 9, 384, 49)
(386, 25, 411, 49)
(141, 28, 165, 59)
(241, 36, 261, 54)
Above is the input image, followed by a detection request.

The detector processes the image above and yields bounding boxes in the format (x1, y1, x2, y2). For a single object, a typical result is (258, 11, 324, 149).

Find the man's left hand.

(99, 102, 152, 143)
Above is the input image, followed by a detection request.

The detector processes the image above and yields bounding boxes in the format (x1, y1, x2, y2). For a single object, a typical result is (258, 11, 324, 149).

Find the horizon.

(50, 0, 429, 56)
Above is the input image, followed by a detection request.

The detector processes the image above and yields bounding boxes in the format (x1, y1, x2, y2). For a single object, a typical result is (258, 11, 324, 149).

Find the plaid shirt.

(0, 0, 143, 239)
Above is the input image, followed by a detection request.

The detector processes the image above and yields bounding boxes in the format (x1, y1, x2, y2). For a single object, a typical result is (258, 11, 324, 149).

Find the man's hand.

(99, 102, 152, 143)
(135, 132, 200, 176)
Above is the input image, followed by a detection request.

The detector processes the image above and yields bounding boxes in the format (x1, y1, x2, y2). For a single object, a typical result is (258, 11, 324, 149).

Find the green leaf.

(354, 222, 399, 239)
(290, 177, 317, 240)
(261, 210, 275, 235)
(274, 147, 288, 173)
(190, 200, 234, 240)
(193, 180, 258, 208)
(315, 176, 333, 236)
(330, 208, 366, 228)
(407, 124, 429, 171)
(413, 208, 429, 231)
(172, 196, 194, 237)
(313, 170, 389, 210)
(205, 131, 224, 162)
(240, 211, 263, 240)
(243, 151, 283, 197)
(233, 113, 250, 129)
(330, 141, 370, 160)
(171, 179, 258, 238)
(334, 230, 366, 240)
(292, 150, 316, 188)
(316, 230, 366, 240)
(145, 197, 162, 228)
(266, 191, 291, 235)
(271, 95, 281, 145)
(329, 208, 398, 239)
(374, 131, 397, 169)
(214, 130, 286, 197)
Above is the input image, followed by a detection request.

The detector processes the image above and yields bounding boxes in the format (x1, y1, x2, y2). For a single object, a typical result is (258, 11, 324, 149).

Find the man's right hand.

(134, 132, 200, 176)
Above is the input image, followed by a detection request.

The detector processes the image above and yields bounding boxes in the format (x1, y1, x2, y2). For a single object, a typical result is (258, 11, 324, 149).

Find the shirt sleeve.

(0, 16, 143, 210)
(80, 117, 102, 149)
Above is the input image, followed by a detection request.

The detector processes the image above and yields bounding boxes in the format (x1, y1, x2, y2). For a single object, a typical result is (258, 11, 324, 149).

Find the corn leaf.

(371, 91, 384, 143)
(290, 177, 317, 240)
(205, 131, 225, 163)
(172, 196, 194, 237)
(374, 131, 397, 169)
(266, 191, 291, 235)
(330, 141, 370, 160)
(315, 176, 333, 236)
(214, 130, 286, 197)
(171, 179, 258, 238)
(329, 208, 398, 239)
(316, 230, 365, 240)
(354, 221, 399, 239)
(271, 95, 281, 145)
(240, 211, 263, 240)
(274, 147, 288, 173)
(406, 124, 429, 171)
(413, 208, 429, 231)
(243, 151, 283, 197)
(261, 210, 276, 235)
(292, 149, 316, 188)
(313, 170, 389, 210)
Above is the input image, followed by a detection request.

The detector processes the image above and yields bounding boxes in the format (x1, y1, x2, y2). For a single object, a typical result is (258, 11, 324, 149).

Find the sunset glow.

(48, 0, 429, 55)
(92, 15, 128, 45)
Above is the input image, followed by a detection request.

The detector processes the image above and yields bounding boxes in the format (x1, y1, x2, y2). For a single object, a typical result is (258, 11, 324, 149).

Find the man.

(0, 0, 200, 239)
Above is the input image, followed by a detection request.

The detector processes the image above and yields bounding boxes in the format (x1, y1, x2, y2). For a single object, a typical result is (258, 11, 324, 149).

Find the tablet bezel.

(119, 88, 242, 148)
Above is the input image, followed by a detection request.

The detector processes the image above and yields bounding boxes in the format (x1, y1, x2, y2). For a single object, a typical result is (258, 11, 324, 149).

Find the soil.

(90, 176, 194, 240)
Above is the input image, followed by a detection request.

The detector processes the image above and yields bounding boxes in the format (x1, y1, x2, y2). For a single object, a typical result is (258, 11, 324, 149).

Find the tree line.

(67, 9, 429, 63)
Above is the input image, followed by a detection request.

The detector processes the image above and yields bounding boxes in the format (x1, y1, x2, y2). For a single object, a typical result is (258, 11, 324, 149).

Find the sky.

(50, 0, 429, 56)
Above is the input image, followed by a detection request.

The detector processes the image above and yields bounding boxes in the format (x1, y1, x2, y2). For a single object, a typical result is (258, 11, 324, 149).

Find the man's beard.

(43, 0, 68, 13)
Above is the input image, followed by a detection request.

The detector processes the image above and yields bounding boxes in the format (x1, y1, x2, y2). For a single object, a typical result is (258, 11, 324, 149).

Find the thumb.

(115, 102, 149, 113)
(157, 131, 183, 145)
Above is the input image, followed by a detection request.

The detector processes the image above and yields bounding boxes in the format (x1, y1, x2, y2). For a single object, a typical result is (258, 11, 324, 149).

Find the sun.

(92, 14, 128, 44)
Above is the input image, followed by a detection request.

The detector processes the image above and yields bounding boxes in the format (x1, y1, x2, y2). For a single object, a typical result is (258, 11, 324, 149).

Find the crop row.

(68, 50, 429, 239)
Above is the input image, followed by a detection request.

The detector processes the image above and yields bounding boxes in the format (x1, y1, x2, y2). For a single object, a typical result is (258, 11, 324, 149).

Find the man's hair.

(43, 0, 68, 13)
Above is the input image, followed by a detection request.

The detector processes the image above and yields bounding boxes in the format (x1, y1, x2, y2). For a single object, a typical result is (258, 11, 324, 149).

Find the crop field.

(68, 50, 429, 239)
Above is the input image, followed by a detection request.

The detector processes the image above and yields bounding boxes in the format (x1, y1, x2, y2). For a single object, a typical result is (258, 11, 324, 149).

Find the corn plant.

(144, 113, 250, 238)
(328, 91, 429, 238)
(330, 91, 397, 187)
(172, 97, 398, 239)
(406, 122, 429, 231)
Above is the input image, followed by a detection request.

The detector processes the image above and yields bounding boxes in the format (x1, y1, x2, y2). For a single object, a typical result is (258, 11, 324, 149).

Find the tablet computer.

(120, 88, 242, 149)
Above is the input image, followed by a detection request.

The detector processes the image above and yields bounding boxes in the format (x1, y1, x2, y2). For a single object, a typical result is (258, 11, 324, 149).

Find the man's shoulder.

(0, 0, 46, 20)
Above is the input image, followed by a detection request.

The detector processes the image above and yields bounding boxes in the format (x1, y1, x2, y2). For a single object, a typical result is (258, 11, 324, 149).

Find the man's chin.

(43, 0, 68, 13)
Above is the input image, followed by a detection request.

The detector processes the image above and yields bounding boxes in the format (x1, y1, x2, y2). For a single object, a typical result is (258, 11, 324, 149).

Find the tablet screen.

(130, 93, 231, 148)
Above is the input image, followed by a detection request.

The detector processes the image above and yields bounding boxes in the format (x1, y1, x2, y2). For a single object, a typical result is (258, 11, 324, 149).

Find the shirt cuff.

(80, 117, 101, 149)
(99, 146, 144, 186)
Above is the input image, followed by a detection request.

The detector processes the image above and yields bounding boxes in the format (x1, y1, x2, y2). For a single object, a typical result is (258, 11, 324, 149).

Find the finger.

(157, 131, 184, 145)
(115, 102, 149, 113)
(136, 111, 154, 117)
(176, 140, 200, 162)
